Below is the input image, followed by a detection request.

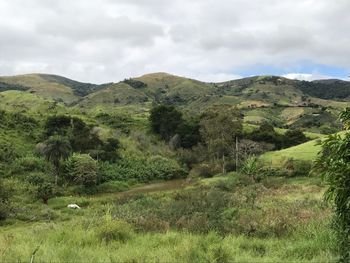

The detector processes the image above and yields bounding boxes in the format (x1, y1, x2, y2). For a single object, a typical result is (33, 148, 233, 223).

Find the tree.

(200, 107, 243, 174)
(36, 183, 54, 204)
(44, 115, 103, 153)
(42, 135, 72, 186)
(177, 119, 201, 148)
(315, 108, 350, 262)
(99, 138, 120, 162)
(283, 129, 307, 148)
(66, 153, 99, 187)
(248, 122, 282, 148)
(149, 105, 183, 141)
(149, 105, 201, 149)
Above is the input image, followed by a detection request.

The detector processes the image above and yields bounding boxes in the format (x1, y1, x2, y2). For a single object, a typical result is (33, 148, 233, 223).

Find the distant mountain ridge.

(1, 72, 349, 101)
(0, 72, 349, 132)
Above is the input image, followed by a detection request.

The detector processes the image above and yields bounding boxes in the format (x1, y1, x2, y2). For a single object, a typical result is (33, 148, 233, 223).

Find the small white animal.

(67, 204, 81, 209)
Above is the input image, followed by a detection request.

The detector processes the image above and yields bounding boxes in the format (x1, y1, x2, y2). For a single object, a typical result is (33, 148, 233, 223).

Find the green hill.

(260, 131, 348, 166)
(0, 74, 106, 104)
(1, 72, 349, 132)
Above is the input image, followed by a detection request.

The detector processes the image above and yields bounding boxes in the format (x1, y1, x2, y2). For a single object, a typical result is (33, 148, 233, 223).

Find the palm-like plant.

(42, 135, 71, 186)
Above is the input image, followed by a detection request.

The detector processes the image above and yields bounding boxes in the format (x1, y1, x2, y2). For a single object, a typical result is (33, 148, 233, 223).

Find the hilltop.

(0, 72, 349, 132)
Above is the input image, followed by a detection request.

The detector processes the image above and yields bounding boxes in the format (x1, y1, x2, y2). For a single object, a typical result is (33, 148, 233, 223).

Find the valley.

(0, 72, 349, 262)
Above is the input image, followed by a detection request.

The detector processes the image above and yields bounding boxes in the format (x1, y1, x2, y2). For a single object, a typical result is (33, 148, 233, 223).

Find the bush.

(215, 174, 253, 191)
(282, 158, 312, 177)
(65, 153, 99, 187)
(26, 172, 52, 186)
(36, 182, 54, 204)
(0, 180, 11, 221)
(97, 214, 134, 243)
(99, 156, 186, 183)
(291, 160, 312, 177)
(147, 155, 186, 180)
(190, 162, 221, 178)
(7, 156, 50, 176)
(239, 157, 264, 182)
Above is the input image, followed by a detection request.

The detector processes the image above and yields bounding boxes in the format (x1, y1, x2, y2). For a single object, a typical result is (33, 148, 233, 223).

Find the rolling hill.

(0, 72, 349, 132)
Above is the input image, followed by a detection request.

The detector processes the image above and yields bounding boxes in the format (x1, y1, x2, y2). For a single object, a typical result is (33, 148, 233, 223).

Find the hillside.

(0, 72, 349, 132)
(1, 72, 349, 262)
(0, 74, 106, 104)
(260, 131, 348, 166)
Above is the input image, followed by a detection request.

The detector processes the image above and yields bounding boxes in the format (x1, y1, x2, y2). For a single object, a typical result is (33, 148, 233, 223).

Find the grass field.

(260, 138, 322, 166)
(0, 176, 337, 262)
(260, 131, 347, 166)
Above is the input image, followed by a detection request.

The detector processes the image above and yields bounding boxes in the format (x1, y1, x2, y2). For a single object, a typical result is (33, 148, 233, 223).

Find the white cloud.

(283, 73, 334, 81)
(0, 0, 349, 83)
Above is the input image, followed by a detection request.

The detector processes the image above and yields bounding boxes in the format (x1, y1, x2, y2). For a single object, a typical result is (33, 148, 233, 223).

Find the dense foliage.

(123, 78, 147, 89)
(65, 153, 99, 187)
(297, 80, 350, 100)
(149, 105, 201, 148)
(315, 108, 350, 262)
(100, 156, 186, 182)
(0, 180, 10, 221)
(248, 122, 308, 150)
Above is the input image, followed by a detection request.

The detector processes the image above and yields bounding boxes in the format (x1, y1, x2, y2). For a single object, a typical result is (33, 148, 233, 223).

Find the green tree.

(248, 122, 282, 149)
(200, 107, 243, 174)
(149, 105, 183, 141)
(36, 182, 54, 204)
(177, 118, 201, 148)
(44, 115, 103, 153)
(42, 135, 72, 186)
(315, 108, 350, 262)
(99, 138, 120, 162)
(66, 153, 99, 187)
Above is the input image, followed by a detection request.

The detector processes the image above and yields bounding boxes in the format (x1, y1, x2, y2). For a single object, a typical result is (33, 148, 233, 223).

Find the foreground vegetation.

(0, 176, 337, 262)
(1, 73, 349, 262)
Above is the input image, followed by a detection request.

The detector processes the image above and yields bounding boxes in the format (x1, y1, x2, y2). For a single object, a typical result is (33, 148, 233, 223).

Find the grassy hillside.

(0, 74, 106, 104)
(1, 72, 349, 131)
(260, 131, 348, 166)
(260, 138, 322, 166)
(1, 72, 348, 262)
(0, 90, 66, 115)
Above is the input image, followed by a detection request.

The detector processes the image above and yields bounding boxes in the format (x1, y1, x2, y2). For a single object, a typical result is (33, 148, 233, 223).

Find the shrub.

(147, 155, 186, 180)
(97, 214, 134, 243)
(135, 214, 170, 233)
(282, 158, 312, 177)
(215, 174, 253, 191)
(190, 162, 221, 178)
(99, 156, 186, 183)
(26, 172, 52, 186)
(7, 156, 49, 176)
(0, 180, 11, 221)
(65, 153, 99, 187)
(291, 160, 312, 177)
(36, 182, 54, 204)
(239, 157, 264, 182)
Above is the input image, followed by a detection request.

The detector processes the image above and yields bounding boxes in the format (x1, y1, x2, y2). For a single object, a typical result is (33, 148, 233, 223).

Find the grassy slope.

(1, 72, 348, 130)
(0, 90, 66, 115)
(0, 74, 78, 103)
(0, 177, 335, 262)
(260, 131, 347, 166)
(260, 139, 322, 165)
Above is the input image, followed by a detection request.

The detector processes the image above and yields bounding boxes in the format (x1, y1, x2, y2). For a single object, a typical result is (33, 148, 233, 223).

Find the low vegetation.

(0, 73, 349, 262)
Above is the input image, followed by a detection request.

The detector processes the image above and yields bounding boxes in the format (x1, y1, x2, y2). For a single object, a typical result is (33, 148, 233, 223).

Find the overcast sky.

(0, 0, 349, 83)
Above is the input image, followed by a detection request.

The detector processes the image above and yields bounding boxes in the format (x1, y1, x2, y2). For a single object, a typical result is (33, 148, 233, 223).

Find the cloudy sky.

(0, 0, 349, 83)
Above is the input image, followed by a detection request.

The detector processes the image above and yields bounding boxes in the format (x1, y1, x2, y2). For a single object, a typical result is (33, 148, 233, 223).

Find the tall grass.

(0, 218, 336, 263)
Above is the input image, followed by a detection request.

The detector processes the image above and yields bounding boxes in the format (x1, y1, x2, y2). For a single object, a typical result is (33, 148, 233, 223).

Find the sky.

(0, 0, 350, 83)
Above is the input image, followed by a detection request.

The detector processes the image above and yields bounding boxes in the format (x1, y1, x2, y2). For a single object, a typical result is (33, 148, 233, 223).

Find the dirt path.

(114, 179, 191, 198)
